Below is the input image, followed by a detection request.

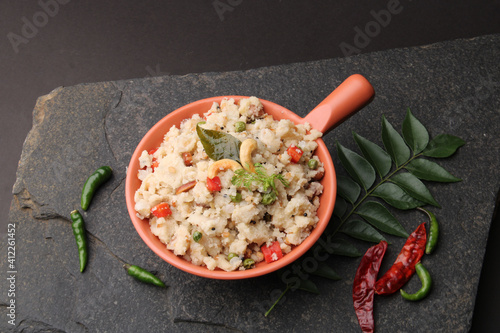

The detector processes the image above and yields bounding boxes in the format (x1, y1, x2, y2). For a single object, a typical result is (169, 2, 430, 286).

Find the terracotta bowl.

(125, 74, 374, 279)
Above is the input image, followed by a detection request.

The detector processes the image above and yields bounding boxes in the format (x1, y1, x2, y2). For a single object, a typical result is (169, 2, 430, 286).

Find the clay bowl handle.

(303, 74, 375, 134)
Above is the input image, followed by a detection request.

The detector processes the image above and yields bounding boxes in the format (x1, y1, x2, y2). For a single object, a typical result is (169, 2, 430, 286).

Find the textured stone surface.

(2, 34, 499, 332)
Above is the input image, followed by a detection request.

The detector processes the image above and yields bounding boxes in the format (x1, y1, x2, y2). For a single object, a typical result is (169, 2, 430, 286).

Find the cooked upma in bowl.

(133, 97, 325, 272)
(126, 75, 375, 279)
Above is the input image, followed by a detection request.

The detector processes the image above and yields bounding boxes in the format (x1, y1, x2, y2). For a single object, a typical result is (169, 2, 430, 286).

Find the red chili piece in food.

(151, 203, 172, 218)
(353, 241, 388, 333)
(261, 241, 283, 263)
(182, 152, 193, 166)
(374, 223, 427, 295)
(149, 148, 160, 171)
(287, 145, 303, 163)
(206, 176, 222, 192)
(151, 159, 159, 172)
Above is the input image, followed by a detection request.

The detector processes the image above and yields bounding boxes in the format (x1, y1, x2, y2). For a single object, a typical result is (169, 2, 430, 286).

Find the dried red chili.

(374, 223, 427, 295)
(353, 240, 388, 333)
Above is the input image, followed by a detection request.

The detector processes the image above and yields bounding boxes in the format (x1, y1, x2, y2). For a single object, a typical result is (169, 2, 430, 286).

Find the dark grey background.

(1, 0, 499, 331)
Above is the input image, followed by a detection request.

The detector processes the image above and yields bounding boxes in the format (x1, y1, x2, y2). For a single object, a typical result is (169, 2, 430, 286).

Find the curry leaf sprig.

(231, 163, 289, 203)
(331, 109, 464, 246)
(265, 109, 464, 315)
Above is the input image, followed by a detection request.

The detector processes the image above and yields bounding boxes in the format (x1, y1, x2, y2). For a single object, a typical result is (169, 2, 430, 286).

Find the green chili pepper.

(193, 231, 203, 242)
(230, 192, 242, 203)
(418, 207, 439, 254)
(70, 210, 88, 273)
(400, 262, 432, 301)
(243, 258, 255, 269)
(227, 252, 238, 261)
(125, 264, 166, 288)
(81, 166, 113, 211)
(307, 159, 319, 170)
(234, 121, 246, 132)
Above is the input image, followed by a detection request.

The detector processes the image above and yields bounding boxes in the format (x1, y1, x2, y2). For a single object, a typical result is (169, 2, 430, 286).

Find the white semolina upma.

(134, 97, 325, 271)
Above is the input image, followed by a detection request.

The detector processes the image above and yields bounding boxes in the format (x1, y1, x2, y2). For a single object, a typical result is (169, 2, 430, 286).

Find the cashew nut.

(208, 159, 242, 179)
(240, 138, 258, 173)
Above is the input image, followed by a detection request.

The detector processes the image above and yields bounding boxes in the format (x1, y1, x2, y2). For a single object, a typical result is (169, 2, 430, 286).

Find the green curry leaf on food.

(196, 122, 242, 162)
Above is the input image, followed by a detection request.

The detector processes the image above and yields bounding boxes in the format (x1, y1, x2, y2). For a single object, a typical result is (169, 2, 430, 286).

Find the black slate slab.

(2, 34, 499, 332)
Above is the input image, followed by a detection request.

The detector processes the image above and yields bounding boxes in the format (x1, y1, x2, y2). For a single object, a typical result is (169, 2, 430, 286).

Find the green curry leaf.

(372, 182, 424, 210)
(402, 108, 429, 154)
(340, 219, 388, 243)
(333, 197, 348, 219)
(326, 236, 362, 257)
(336, 142, 376, 191)
(406, 159, 461, 182)
(356, 201, 409, 237)
(423, 134, 465, 158)
(310, 263, 342, 280)
(390, 172, 440, 207)
(196, 122, 241, 162)
(382, 116, 410, 167)
(337, 175, 361, 204)
(353, 132, 392, 178)
(298, 279, 320, 294)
